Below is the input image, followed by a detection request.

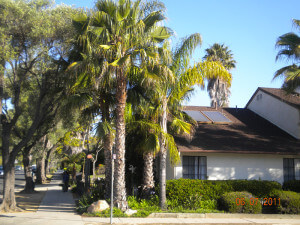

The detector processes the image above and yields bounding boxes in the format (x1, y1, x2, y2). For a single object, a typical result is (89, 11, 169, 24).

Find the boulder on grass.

(124, 209, 137, 216)
(87, 200, 109, 213)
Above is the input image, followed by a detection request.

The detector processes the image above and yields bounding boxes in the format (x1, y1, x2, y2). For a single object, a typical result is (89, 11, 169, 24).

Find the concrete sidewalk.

(0, 172, 300, 225)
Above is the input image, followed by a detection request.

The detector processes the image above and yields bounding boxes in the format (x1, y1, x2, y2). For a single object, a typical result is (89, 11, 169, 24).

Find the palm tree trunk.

(114, 69, 128, 210)
(142, 152, 154, 198)
(159, 97, 168, 210)
(100, 97, 113, 199)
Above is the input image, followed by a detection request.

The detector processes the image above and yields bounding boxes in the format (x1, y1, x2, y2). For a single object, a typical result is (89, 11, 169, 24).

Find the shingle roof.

(176, 107, 300, 155)
(246, 87, 300, 109)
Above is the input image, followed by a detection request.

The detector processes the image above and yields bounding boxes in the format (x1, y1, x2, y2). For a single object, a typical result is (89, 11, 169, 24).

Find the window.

(283, 158, 300, 182)
(182, 156, 207, 179)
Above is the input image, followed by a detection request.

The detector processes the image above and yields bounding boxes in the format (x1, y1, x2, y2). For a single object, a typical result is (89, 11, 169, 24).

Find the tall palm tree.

(71, 0, 171, 210)
(203, 43, 236, 107)
(274, 19, 300, 92)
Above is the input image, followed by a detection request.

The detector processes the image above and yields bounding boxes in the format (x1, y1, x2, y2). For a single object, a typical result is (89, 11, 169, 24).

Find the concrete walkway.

(0, 172, 300, 225)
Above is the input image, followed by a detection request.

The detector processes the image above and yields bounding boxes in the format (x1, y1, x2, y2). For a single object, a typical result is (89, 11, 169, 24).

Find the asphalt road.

(0, 170, 26, 202)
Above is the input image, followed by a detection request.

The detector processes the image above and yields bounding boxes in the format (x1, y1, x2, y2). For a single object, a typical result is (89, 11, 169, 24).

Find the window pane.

(283, 158, 295, 182)
(182, 156, 207, 180)
(295, 159, 300, 180)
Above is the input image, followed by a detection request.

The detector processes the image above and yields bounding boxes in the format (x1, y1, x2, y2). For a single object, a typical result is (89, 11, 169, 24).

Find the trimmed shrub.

(165, 179, 282, 210)
(228, 180, 282, 198)
(218, 191, 262, 214)
(283, 180, 300, 193)
(166, 179, 233, 209)
(271, 190, 300, 214)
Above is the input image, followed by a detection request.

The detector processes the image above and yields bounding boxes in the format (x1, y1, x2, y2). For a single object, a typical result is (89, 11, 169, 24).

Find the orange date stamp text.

(235, 197, 280, 206)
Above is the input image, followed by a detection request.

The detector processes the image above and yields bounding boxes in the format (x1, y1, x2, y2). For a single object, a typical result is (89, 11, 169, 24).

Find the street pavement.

(0, 171, 300, 225)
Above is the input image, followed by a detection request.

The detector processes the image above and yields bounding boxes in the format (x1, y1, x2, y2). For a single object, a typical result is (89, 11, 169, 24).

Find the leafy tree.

(203, 43, 236, 107)
(274, 19, 300, 92)
(0, 0, 76, 211)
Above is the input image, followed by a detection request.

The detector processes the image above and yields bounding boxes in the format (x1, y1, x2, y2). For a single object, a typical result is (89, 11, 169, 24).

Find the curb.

(148, 212, 300, 219)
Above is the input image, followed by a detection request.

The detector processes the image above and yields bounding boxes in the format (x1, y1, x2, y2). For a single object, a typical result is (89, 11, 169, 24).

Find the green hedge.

(166, 179, 282, 210)
(283, 180, 300, 193)
(227, 180, 282, 198)
(271, 190, 300, 214)
(218, 191, 262, 214)
(166, 179, 233, 209)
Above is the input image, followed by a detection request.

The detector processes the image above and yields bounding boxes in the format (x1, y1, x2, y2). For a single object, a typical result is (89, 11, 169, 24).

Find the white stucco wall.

(247, 90, 300, 139)
(168, 153, 292, 184)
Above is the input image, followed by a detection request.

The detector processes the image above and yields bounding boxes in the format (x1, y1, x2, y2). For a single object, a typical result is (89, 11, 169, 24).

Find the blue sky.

(56, 0, 300, 107)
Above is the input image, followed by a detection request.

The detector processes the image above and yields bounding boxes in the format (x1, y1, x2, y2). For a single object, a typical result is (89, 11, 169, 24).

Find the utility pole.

(110, 147, 116, 225)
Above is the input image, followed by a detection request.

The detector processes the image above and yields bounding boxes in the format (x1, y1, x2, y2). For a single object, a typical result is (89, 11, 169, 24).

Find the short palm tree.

(151, 35, 232, 209)
(274, 19, 300, 92)
(203, 43, 236, 107)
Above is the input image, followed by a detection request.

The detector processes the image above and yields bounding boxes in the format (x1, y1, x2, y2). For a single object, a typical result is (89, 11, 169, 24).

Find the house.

(167, 87, 300, 184)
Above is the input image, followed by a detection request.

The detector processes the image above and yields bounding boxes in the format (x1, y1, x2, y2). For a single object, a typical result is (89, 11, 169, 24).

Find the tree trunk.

(0, 121, 21, 212)
(82, 157, 85, 183)
(0, 59, 4, 116)
(100, 97, 113, 200)
(159, 98, 167, 210)
(142, 152, 154, 198)
(45, 145, 56, 175)
(93, 160, 96, 182)
(0, 160, 21, 212)
(36, 151, 46, 184)
(22, 149, 35, 193)
(114, 70, 128, 210)
(0, 137, 20, 212)
(84, 157, 90, 192)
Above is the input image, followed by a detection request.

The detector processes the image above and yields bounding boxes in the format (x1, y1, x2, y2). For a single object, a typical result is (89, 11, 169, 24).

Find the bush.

(166, 179, 233, 210)
(165, 179, 282, 210)
(76, 194, 94, 214)
(283, 180, 300, 193)
(76, 179, 105, 214)
(228, 180, 282, 198)
(271, 190, 300, 214)
(127, 195, 161, 217)
(218, 191, 262, 214)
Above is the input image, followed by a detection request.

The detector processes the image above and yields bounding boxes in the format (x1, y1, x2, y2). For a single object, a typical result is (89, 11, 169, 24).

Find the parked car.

(15, 165, 22, 171)
(0, 166, 4, 175)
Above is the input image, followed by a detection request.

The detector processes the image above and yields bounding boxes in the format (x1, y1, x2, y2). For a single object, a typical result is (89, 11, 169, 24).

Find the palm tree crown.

(274, 19, 300, 92)
(203, 43, 236, 107)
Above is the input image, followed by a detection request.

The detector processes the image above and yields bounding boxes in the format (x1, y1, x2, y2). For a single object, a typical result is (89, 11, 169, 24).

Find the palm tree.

(70, 0, 171, 210)
(151, 36, 232, 209)
(203, 43, 236, 107)
(274, 19, 300, 92)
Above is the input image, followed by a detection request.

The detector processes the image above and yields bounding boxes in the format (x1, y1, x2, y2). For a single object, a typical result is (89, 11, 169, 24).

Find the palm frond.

(171, 33, 202, 74)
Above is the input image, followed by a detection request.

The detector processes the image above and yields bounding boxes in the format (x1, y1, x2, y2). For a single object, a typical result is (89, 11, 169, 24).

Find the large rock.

(87, 200, 109, 213)
(124, 209, 137, 216)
